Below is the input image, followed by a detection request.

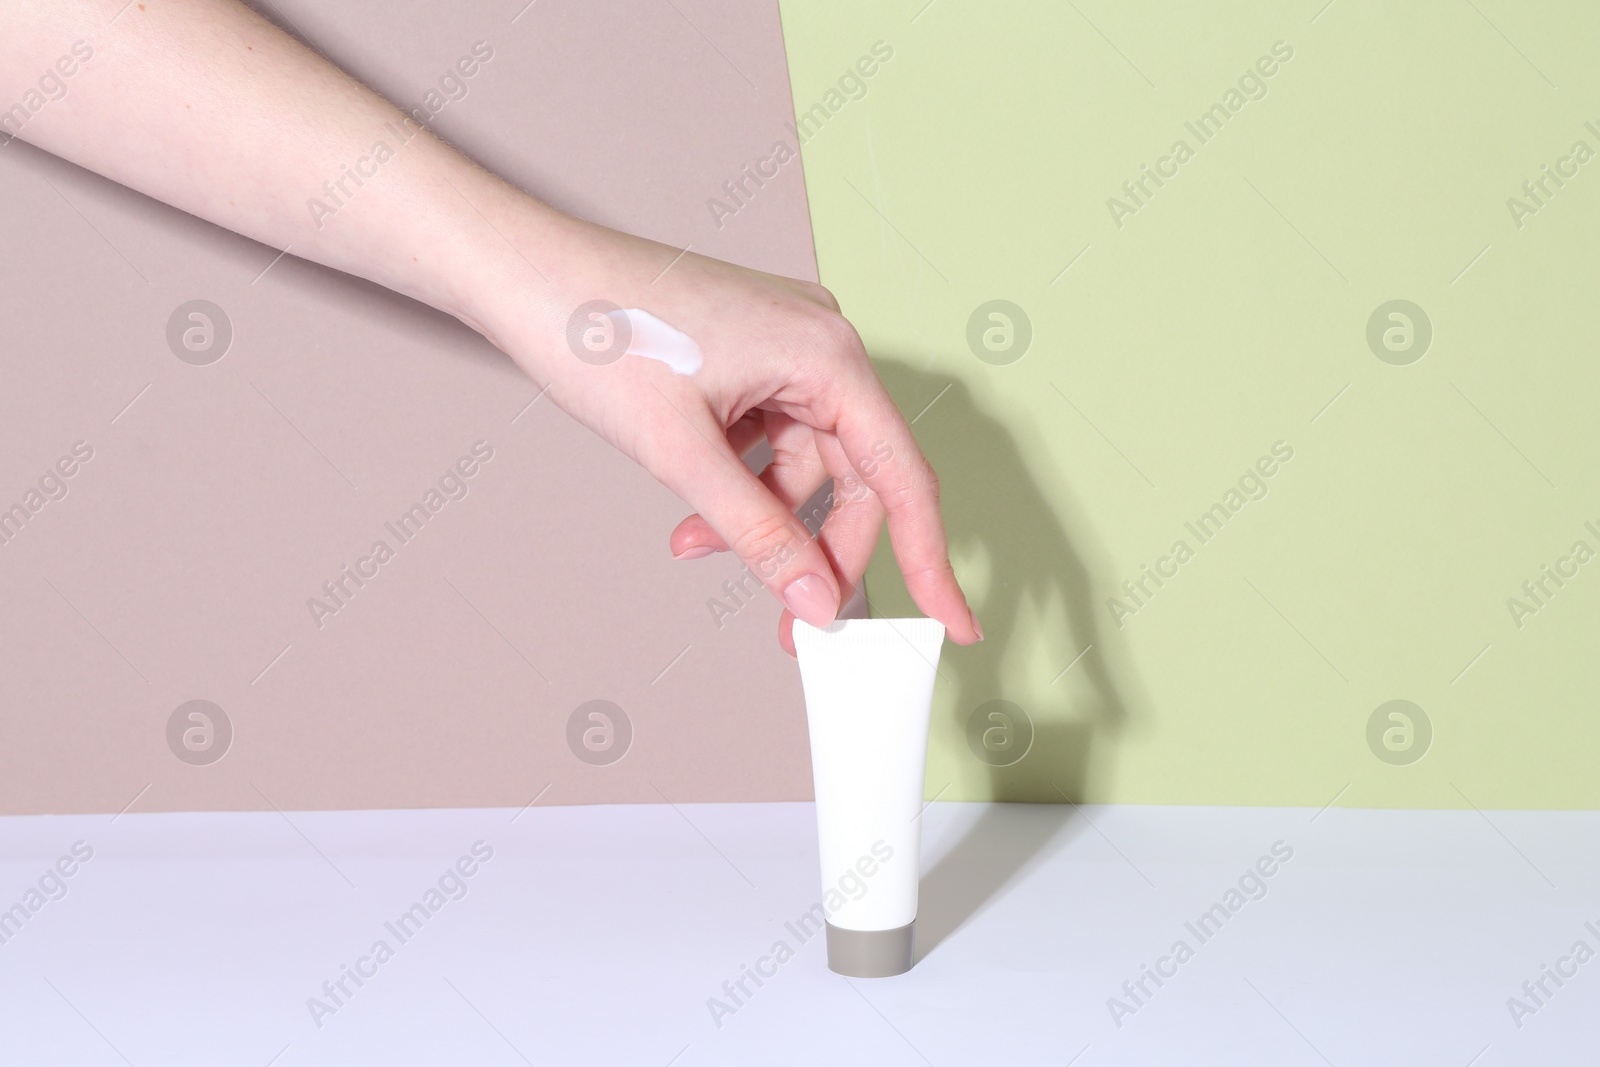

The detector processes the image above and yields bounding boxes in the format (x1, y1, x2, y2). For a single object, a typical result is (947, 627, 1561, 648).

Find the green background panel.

(778, 0, 1600, 808)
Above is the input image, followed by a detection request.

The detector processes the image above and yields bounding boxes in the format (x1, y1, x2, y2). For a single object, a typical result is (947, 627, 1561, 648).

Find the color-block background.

(778, 0, 1600, 808)
(5, 0, 1596, 815)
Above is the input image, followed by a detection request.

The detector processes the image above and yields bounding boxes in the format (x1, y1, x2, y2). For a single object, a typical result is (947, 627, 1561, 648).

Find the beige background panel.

(0, 0, 817, 814)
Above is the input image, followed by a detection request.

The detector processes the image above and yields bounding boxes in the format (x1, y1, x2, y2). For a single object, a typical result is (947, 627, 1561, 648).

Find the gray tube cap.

(825, 921, 915, 978)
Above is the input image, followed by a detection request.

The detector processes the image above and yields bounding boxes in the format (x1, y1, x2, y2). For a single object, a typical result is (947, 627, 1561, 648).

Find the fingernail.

(672, 545, 715, 561)
(782, 573, 839, 628)
(969, 608, 985, 641)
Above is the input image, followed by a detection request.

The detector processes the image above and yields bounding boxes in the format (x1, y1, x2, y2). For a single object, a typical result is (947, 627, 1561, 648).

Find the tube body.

(793, 618, 945, 937)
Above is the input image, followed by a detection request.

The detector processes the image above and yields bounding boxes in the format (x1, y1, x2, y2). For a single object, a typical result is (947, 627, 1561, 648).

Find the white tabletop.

(0, 800, 1593, 1065)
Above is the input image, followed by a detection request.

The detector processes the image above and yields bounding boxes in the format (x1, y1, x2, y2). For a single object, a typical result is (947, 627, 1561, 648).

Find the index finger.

(831, 365, 981, 644)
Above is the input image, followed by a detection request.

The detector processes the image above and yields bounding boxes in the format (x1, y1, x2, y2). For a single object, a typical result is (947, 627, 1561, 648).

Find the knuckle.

(823, 311, 865, 354)
(796, 306, 863, 359)
(730, 514, 800, 575)
(878, 457, 938, 512)
(809, 283, 843, 313)
(877, 479, 917, 511)
(908, 557, 957, 590)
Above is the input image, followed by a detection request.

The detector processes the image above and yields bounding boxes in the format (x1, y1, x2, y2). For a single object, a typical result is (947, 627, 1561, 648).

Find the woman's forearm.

(1, 0, 552, 340)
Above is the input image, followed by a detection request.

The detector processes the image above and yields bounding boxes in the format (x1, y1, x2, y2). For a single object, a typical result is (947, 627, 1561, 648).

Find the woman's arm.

(1, 0, 981, 647)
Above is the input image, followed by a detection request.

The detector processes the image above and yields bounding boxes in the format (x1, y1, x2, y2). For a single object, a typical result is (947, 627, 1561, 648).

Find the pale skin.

(1, 0, 982, 654)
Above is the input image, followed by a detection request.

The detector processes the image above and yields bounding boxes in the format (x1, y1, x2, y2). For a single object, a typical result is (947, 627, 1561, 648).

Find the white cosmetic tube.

(792, 617, 946, 977)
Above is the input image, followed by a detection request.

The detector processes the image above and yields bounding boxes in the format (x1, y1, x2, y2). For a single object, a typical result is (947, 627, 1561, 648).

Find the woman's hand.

(467, 215, 983, 653)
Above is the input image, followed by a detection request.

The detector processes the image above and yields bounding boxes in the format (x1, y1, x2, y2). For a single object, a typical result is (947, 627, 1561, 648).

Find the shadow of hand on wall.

(865, 358, 1135, 961)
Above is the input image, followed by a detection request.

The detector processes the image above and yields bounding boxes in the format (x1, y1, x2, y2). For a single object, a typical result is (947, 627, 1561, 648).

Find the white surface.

(795, 618, 944, 932)
(0, 800, 1595, 1065)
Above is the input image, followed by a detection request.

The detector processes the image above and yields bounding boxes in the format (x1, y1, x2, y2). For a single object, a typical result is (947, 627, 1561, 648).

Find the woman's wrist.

(429, 176, 589, 377)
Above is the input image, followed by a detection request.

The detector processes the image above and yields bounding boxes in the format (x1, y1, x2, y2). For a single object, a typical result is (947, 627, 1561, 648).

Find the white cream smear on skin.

(609, 308, 703, 376)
